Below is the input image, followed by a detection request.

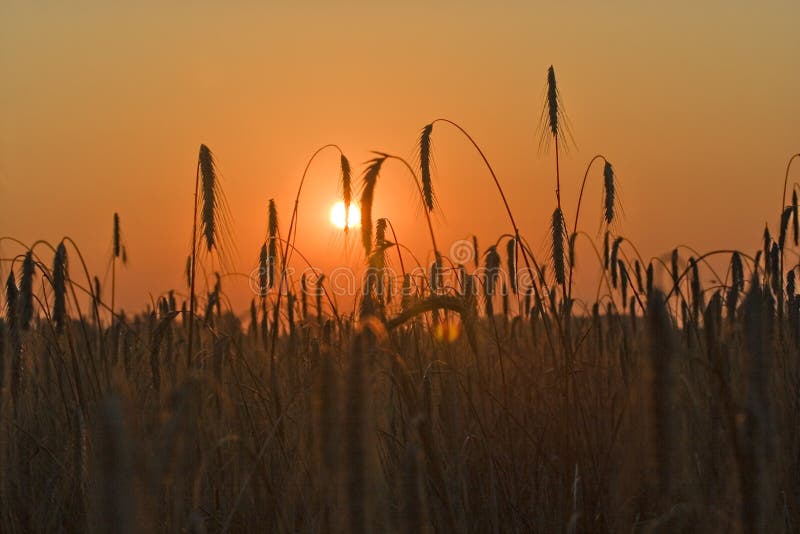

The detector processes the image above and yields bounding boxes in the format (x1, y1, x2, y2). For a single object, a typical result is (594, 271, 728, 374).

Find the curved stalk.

(567, 155, 608, 296)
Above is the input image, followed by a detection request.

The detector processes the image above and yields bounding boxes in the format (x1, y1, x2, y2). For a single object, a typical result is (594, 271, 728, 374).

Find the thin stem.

(431, 119, 521, 235)
(187, 160, 200, 369)
(555, 136, 562, 212)
(284, 144, 343, 268)
(270, 144, 343, 363)
(427, 119, 558, 356)
(384, 154, 439, 257)
(384, 218, 407, 277)
(568, 155, 608, 297)
(780, 153, 800, 218)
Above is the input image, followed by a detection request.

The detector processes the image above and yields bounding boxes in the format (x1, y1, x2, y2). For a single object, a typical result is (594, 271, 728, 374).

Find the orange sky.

(2, 2, 799, 314)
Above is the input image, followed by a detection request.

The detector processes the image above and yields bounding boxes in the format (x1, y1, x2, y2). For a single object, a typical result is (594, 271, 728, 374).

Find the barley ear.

(198, 144, 218, 252)
(360, 156, 386, 256)
(19, 251, 35, 330)
(779, 207, 791, 250)
(113, 212, 121, 258)
(484, 246, 501, 317)
(610, 237, 623, 288)
(341, 155, 352, 227)
(53, 242, 68, 334)
(418, 123, 435, 211)
(546, 66, 559, 138)
(670, 248, 679, 288)
(551, 208, 566, 286)
(506, 237, 517, 294)
(268, 199, 279, 288)
(258, 244, 268, 296)
(603, 161, 615, 224)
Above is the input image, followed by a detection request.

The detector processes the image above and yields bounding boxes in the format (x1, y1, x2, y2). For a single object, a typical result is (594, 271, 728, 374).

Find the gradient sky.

(2, 1, 799, 314)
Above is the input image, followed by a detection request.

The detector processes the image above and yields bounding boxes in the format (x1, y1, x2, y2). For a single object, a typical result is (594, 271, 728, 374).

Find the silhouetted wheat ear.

(360, 156, 386, 256)
(646, 262, 654, 296)
(401, 273, 412, 312)
(268, 199, 279, 287)
(94, 276, 102, 304)
(671, 248, 679, 287)
(6, 270, 18, 330)
(341, 154, 352, 223)
(793, 190, 799, 246)
(418, 123, 435, 211)
(689, 257, 702, 316)
(754, 250, 763, 282)
(619, 260, 629, 304)
(484, 246, 500, 316)
(603, 231, 610, 270)
(258, 244, 268, 296)
(316, 275, 325, 322)
(551, 208, 566, 285)
(428, 260, 438, 293)
(198, 144, 218, 252)
(300, 274, 308, 319)
(634, 260, 643, 293)
(728, 252, 744, 322)
(568, 232, 577, 269)
(610, 237, 623, 288)
(375, 218, 387, 246)
(732, 252, 745, 292)
(53, 242, 68, 333)
(113, 212, 121, 258)
(19, 251, 35, 330)
(603, 161, 615, 224)
(780, 207, 791, 249)
(770, 242, 781, 297)
(472, 235, 480, 269)
(763, 224, 772, 264)
(547, 66, 559, 137)
(506, 237, 517, 294)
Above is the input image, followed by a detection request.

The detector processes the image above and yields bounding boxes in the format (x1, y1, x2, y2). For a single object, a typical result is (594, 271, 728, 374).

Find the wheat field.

(1, 66, 799, 533)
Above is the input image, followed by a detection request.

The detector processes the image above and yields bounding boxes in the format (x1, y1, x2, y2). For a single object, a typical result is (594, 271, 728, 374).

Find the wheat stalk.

(551, 208, 567, 286)
(418, 124, 435, 211)
(19, 251, 34, 330)
(187, 144, 222, 368)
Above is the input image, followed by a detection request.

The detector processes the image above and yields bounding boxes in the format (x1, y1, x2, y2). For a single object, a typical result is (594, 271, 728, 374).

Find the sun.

(329, 201, 361, 230)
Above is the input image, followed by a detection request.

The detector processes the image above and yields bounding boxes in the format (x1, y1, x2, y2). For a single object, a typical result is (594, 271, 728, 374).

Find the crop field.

(1, 66, 798, 533)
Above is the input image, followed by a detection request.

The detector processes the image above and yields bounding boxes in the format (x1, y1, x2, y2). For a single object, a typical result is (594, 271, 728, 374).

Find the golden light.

(434, 319, 461, 343)
(329, 201, 361, 230)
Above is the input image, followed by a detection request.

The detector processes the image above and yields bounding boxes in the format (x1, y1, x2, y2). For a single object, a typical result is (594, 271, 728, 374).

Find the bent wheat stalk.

(567, 155, 612, 296)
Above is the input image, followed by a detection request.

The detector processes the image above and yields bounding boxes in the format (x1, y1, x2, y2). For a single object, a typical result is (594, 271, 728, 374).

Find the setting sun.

(329, 201, 361, 230)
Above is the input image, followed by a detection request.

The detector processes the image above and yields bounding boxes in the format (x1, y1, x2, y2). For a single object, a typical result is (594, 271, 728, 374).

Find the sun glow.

(329, 201, 361, 230)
